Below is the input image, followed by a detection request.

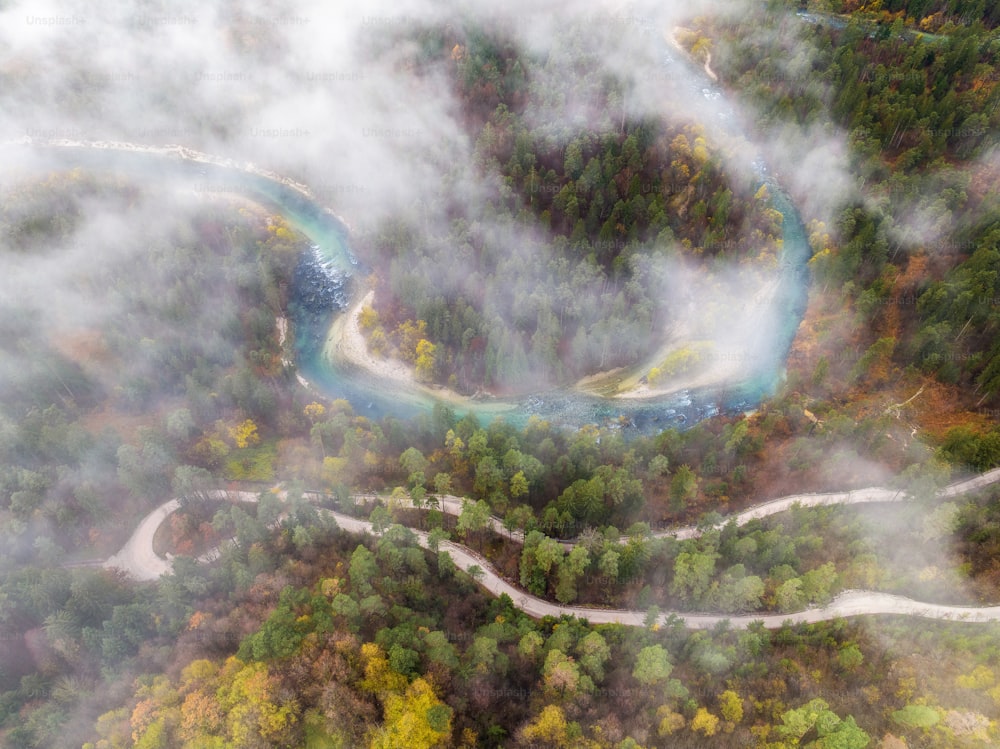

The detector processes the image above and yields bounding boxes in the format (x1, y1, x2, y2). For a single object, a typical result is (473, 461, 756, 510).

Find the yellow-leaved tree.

(216, 657, 299, 747)
(369, 677, 453, 749)
(303, 402, 326, 421)
(657, 705, 685, 736)
(228, 419, 260, 449)
(394, 319, 428, 363)
(690, 707, 720, 737)
(415, 339, 437, 382)
(359, 642, 408, 697)
(521, 704, 571, 748)
(359, 304, 379, 330)
(718, 689, 744, 731)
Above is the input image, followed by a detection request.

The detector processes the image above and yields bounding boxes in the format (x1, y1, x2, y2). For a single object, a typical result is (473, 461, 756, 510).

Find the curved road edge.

(103, 467, 1000, 629)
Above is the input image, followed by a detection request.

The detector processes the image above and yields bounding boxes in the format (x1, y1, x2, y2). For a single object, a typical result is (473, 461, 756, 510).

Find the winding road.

(19, 10, 993, 630)
(102, 467, 1000, 630)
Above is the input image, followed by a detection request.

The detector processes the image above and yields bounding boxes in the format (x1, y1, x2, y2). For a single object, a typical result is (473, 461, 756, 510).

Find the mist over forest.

(0, 0, 1000, 747)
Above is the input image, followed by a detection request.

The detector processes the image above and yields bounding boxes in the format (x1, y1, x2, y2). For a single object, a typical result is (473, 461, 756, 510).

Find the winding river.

(9, 18, 997, 631)
(2, 19, 813, 435)
(296, 26, 813, 433)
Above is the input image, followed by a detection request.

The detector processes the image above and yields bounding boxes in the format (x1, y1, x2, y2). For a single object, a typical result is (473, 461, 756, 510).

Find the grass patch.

(224, 442, 277, 482)
(304, 712, 347, 748)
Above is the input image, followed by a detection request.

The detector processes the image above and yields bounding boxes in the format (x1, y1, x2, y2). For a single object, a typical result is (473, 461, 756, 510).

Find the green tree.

(427, 527, 449, 555)
(349, 545, 378, 596)
(598, 549, 620, 584)
(554, 545, 589, 604)
(473, 456, 504, 502)
(172, 465, 213, 505)
(165, 408, 196, 442)
(670, 546, 718, 602)
(779, 699, 870, 747)
(575, 631, 611, 682)
(518, 630, 545, 662)
(519, 531, 564, 595)
(711, 565, 764, 613)
(510, 470, 529, 499)
(542, 649, 591, 697)
(669, 464, 698, 511)
(837, 644, 865, 673)
(648, 454, 670, 477)
(399, 447, 429, 478)
(632, 645, 673, 686)
(432, 471, 452, 496)
(801, 562, 838, 604)
(370, 505, 392, 535)
(456, 499, 492, 551)
(775, 577, 806, 612)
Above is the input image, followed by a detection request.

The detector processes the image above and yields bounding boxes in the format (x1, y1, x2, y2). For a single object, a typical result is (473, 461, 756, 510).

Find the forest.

(822, 0, 1000, 29)
(714, 0, 1000, 410)
(355, 22, 784, 392)
(0, 0, 999, 747)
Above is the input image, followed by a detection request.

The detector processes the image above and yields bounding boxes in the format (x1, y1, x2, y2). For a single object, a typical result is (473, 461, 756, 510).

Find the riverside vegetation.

(1, 1, 1000, 747)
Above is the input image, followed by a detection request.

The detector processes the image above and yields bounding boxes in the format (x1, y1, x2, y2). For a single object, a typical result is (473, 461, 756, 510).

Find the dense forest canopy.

(710, 0, 1000, 410)
(824, 0, 1000, 29)
(355, 21, 785, 392)
(0, 0, 999, 747)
